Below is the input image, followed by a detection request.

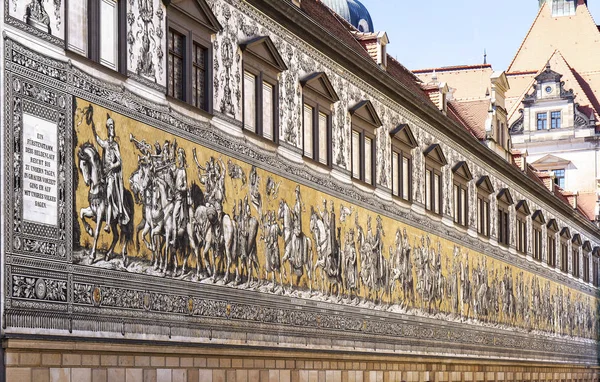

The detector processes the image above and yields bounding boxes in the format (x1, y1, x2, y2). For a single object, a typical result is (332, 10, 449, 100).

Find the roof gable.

(532, 154, 571, 168)
(572, 233, 583, 246)
(240, 36, 288, 72)
(497, 188, 514, 205)
(170, 0, 222, 33)
(516, 200, 531, 215)
(532, 210, 546, 224)
(508, 3, 600, 74)
(452, 161, 473, 181)
(547, 218, 559, 232)
(560, 226, 572, 239)
(424, 144, 448, 166)
(389, 123, 417, 148)
(476, 175, 494, 194)
(301, 72, 340, 103)
(349, 100, 382, 127)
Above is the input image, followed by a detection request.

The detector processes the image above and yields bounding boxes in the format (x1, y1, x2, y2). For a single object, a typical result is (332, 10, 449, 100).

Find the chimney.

(511, 149, 528, 171)
(351, 31, 389, 70)
(564, 191, 579, 209)
(535, 171, 555, 192)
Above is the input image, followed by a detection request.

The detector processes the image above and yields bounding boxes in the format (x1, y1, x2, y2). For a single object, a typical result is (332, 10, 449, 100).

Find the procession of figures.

(75, 107, 598, 340)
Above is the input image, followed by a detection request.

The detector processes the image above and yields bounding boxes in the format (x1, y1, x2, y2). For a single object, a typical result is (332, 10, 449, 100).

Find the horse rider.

(91, 113, 129, 233)
(171, 148, 189, 244)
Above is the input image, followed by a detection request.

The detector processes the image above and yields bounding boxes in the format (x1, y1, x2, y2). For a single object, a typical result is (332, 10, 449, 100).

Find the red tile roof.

(577, 192, 598, 221)
(447, 99, 490, 140)
(413, 64, 492, 74)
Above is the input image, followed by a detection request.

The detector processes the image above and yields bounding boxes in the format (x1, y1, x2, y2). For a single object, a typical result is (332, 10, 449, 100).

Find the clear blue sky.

(365, 1, 600, 71)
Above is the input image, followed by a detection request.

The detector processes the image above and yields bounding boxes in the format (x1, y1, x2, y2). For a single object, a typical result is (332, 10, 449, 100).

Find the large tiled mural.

(73, 99, 599, 341)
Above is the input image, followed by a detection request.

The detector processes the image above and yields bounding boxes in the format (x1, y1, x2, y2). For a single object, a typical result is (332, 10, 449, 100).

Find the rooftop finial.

(484, 49, 487, 65)
(545, 61, 551, 71)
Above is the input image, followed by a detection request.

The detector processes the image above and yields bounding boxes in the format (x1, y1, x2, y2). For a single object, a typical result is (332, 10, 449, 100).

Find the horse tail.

(121, 189, 135, 248)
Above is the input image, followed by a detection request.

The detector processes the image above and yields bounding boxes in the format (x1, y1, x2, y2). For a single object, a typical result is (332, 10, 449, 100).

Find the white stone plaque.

(22, 113, 58, 226)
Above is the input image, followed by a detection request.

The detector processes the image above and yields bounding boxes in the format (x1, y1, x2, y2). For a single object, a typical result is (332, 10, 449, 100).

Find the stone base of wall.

(2, 338, 599, 382)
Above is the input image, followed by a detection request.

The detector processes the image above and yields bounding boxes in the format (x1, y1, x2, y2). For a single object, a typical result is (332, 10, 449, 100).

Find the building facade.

(1, 0, 600, 381)
(505, 1, 600, 223)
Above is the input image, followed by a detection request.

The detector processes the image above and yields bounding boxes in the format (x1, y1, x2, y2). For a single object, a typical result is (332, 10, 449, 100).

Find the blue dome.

(321, 0, 374, 33)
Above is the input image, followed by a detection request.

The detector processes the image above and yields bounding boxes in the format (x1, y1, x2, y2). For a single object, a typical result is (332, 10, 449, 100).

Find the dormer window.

(390, 124, 417, 202)
(423, 144, 447, 215)
(452, 162, 472, 227)
(301, 73, 339, 167)
(350, 101, 381, 186)
(241, 36, 288, 143)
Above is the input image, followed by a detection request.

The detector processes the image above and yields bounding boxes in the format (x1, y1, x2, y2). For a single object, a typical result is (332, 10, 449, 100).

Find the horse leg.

(105, 221, 119, 262)
(135, 217, 145, 251)
(121, 224, 129, 268)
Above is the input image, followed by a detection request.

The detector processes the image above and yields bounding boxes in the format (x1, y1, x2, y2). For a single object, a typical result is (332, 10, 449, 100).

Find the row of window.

(537, 111, 562, 130)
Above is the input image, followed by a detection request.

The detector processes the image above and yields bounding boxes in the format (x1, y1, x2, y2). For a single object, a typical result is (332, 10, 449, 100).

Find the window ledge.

(352, 178, 376, 193)
(303, 156, 332, 174)
(66, 50, 127, 83)
(242, 129, 279, 151)
(166, 95, 213, 121)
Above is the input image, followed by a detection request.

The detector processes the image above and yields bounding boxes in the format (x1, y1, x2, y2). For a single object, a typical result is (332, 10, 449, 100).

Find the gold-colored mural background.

(73, 99, 599, 340)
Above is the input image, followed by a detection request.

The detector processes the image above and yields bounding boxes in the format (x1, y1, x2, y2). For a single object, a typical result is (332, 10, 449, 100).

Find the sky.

(364, 0, 600, 71)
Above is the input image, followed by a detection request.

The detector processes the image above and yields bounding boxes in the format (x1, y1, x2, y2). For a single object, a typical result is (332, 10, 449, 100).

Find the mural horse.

(310, 208, 342, 299)
(278, 200, 313, 293)
(78, 143, 134, 266)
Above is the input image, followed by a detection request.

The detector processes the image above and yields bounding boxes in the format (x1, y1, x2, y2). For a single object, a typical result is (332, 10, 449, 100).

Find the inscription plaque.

(22, 113, 58, 226)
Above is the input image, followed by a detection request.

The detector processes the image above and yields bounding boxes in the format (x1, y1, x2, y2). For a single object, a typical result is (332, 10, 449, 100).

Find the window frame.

(531, 210, 545, 262)
(560, 227, 571, 274)
(583, 244, 591, 283)
(497, 188, 513, 247)
(166, 3, 217, 112)
(423, 144, 447, 216)
(515, 200, 530, 255)
(452, 162, 472, 228)
(349, 101, 381, 187)
(550, 111, 562, 129)
(390, 124, 417, 203)
(536, 112, 548, 130)
(572, 234, 582, 279)
(65, 0, 127, 74)
(300, 73, 338, 168)
(351, 126, 376, 186)
(593, 248, 600, 287)
(241, 36, 287, 144)
(547, 219, 559, 268)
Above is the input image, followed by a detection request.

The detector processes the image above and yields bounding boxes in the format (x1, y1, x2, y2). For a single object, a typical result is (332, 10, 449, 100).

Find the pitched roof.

(414, 65, 494, 102)
(577, 192, 598, 221)
(506, 51, 600, 124)
(300, 0, 431, 105)
(508, 3, 600, 74)
(447, 99, 490, 140)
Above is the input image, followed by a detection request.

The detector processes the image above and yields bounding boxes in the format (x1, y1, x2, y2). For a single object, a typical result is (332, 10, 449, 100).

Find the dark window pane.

(168, 29, 185, 101)
(192, 43, 207, 110)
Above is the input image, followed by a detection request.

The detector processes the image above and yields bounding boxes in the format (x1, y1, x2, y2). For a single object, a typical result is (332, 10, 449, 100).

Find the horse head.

(78, 143, 101, 187)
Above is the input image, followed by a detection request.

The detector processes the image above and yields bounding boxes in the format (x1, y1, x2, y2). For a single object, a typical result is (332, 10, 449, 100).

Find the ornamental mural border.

(3, 38, 600, 363)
